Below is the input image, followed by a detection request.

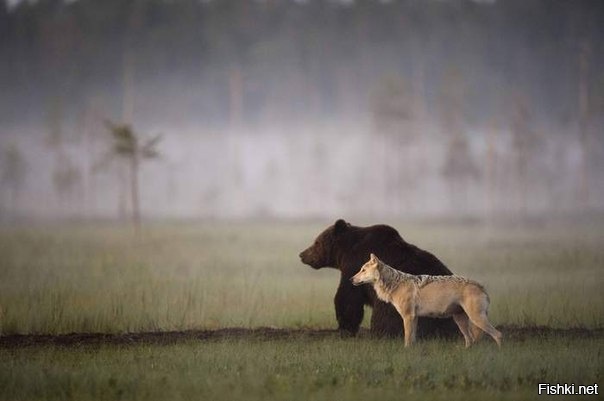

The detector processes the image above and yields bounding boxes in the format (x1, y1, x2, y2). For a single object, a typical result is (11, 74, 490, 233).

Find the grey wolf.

(351, 254, 502, 347)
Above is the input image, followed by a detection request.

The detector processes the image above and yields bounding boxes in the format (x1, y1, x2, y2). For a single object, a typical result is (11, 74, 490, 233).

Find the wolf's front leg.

(402, 314, 417, 347)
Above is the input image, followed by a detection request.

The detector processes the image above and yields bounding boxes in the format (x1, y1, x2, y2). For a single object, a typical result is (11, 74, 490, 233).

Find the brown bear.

(299, 219, 458, 338)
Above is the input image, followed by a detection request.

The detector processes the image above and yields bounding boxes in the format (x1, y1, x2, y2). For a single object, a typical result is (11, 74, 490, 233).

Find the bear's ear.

(370, 253, 377, 262)
(334, 219, 349, 235)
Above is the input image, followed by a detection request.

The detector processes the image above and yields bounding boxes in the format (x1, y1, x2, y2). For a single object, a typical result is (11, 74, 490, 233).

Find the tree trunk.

(120, 51, 135, 222)
(130, 152, 141, 234)
(577, 40, 591, 208)
(485, 126, 498, 222)
(229, 66, 243, 127)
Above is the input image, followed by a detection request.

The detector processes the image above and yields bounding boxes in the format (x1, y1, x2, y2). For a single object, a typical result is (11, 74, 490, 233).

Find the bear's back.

(343, 224, 452, 277)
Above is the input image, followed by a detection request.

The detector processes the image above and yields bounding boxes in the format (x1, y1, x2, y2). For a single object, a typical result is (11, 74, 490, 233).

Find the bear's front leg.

(334, 277, 365, 337)
(370, 300, 404, 338)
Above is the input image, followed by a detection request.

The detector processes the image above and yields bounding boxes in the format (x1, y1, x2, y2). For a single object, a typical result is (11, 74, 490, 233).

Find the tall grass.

(0, 220, 602, 334)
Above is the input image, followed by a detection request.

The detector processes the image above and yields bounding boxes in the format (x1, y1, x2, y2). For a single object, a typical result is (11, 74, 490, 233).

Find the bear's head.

(299, 219, 350, 269)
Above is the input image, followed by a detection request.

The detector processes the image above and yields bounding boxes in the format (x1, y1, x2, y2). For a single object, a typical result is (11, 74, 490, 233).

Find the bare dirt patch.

(0, 326, 601, 348)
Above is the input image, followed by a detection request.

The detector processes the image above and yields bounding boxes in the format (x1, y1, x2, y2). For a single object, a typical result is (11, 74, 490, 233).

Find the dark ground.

(1, 326, 602, 348)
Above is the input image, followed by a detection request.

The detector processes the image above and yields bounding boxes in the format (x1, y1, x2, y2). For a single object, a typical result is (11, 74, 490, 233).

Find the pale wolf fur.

(351, 254, 502, 348)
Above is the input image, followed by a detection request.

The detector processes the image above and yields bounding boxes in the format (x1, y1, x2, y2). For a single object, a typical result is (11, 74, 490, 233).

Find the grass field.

(0, 219, 602, 400)
(1, 334, 601, 401)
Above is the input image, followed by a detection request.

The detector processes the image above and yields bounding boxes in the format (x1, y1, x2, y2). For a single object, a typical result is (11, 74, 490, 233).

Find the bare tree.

(439, 67, 479, 215)
(577, 40, 592, 208)
(1, 143, 27, 217)
(509, 92, 540, 215)
(371, 75, 418, 215)
(77, 96, 106, 217)
(52, 153, 82, 212)
(45, 97, 82, 215)
(100, 121, 161, 232)
(484, 116, 501, 222)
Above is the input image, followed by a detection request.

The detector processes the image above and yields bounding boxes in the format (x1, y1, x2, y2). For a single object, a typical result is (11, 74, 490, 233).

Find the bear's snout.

(299, 248, 323, 269)
(299, 249, 310, 264)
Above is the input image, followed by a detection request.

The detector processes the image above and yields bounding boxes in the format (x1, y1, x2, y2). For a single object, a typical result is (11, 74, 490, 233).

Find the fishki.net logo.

(538, 383, 599, 396)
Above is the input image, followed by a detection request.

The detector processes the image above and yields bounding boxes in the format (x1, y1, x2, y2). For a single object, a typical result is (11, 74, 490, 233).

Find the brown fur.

(299, 219, 458, 338)
(351, 254, 502, 348)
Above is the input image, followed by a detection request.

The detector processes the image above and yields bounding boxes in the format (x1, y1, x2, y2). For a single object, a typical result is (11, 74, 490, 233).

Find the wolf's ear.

(334, 219, 349, 235)
(371, 254, 383, 270)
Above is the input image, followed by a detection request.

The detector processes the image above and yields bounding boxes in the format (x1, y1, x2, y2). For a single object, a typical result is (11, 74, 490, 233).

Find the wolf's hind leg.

(462, 291, 502, 347)
(452, 313, 473, 348)
(465, 312, 502, 347)
(468, 322, 483, 342)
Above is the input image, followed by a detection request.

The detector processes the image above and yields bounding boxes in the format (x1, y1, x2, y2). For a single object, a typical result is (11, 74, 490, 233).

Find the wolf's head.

(350, 253, 382, 286)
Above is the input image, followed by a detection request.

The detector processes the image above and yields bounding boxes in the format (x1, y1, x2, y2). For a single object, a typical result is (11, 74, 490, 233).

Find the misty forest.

(1, 0, 603, 222)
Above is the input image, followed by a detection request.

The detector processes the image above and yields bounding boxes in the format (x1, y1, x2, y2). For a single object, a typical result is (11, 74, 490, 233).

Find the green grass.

(0, 220, 602, 334)
(0, 219, 603, 401)
(0, 222, 335, 334)
(1, 336, 601, 401)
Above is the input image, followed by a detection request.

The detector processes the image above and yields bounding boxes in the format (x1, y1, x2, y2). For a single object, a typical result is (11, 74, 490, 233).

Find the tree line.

(0, 0, 603, 222)
(1, 0, 602, 127)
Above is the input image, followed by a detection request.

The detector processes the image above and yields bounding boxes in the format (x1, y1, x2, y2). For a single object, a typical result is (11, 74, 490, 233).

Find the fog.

(1, 0, 603, 222)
